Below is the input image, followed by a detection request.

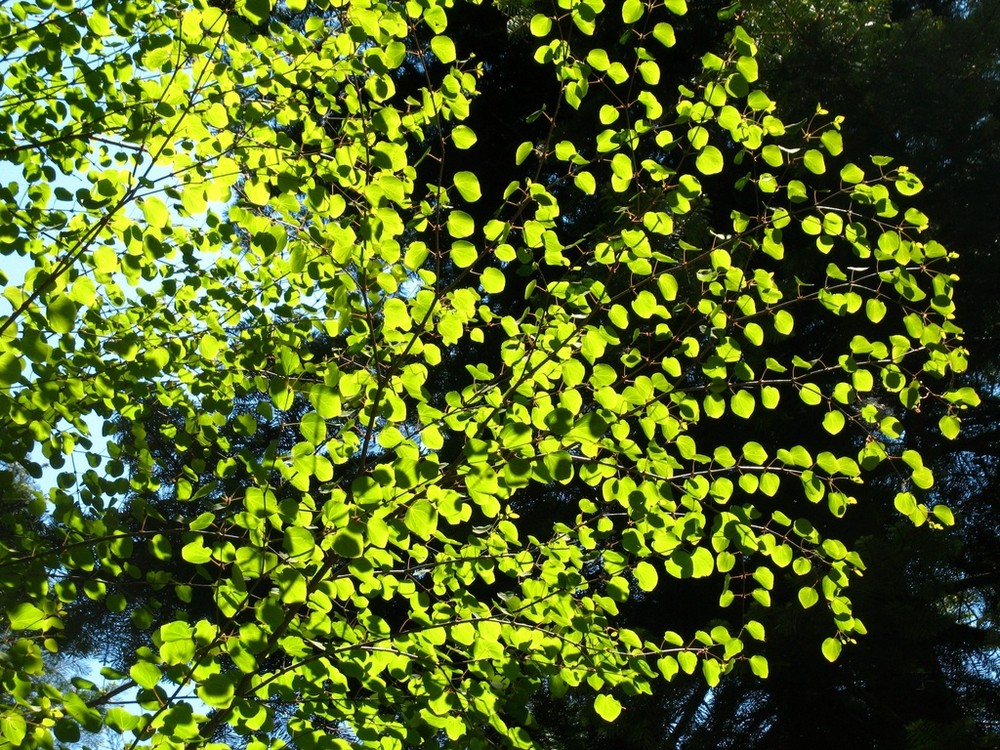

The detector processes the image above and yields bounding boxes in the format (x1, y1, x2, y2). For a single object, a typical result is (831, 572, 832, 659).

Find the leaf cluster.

(0, 0, 974, 748)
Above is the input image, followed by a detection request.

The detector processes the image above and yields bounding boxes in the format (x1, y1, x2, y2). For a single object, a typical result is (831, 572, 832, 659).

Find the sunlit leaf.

(594, 694, 622, 722)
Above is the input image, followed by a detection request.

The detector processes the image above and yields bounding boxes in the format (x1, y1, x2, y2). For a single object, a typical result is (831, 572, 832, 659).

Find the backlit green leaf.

(939, 415, 960, 440)
(731, 390, 755, 418)
(448, 210, 475, 238)
(130, 661, 162, 690)
(798, 587, 819, 609)
(821, 129, 843, 155)
(840, 163, 865, 183)
(47, 295, 77, 334)
(696, 145, 724, 175)
(821, 637, 842, 662)
(0, 715, 26, 746)
(529, 14, 552, 36)
(743, 441, 768, 465)
(453, 125, 478, 149)
(7, 602, 45, 630)
(451, 241, 478, 267)
(574, 171, 597, 195)
(431, 35, 456, 64)
(454, 171, 481, 202)
(405, 499, 438, 540)
(332, 528, 365, 558)
(749, 655, 769, 678)
(822, 411, 845, 435)
(0, 353, 23, 386)
(622, 0, 643, 23)
(653, 22, 676, 47)
(481, 267, 506, 294)
(804, 149, 826, 174)
(594, 694, 623, 722)
(634, 560, 658, 592)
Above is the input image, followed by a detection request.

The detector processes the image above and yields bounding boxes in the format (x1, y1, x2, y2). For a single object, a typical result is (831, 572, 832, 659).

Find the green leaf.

(197, 673, 236, 709)
(695, 145, 724, 175)
(452, 125, 478, 149)
(753, 566, 775, 590)
(574, 171, 596, 195)
(0, 352, 23, 386)
(634, 560, 658, 592)
(840, 163, 865, 183)
(774, 310, 793, 335)
(894, 491, 917, 515)
(160, 621, 193, 642)
(332, 527, 365, 558)
(6, 602, 45, 630)
(159, 629, 196, 665)
(702, 658, 722, 686)
(181, 540, 212, 565)
(747, 90, 773, 111)
(47, 295, 77, 334)
(130, 661, 162, 690)
(742, 441, 768, 465)
(652, 22, 676, 47)
(451, 241, 478, 268)
(803, 149, 826, 174)
(529, 14, 552, 36)
(405, 499, 438, 540)
(594, 694, 622, 722)
(821, 637, 842, 662)
(447, 210, 475, 238)
(938, 415, 960, 440)
(798, 587, 819, 609)
(865, 298, 887, 323)
(911, 466, 934, 489)
(142, 196, 170, 228)
(821, 129, 844, 155)
(1, 714, 27, 746)
(691, 547, 715, 577)
(677, 650, 698, 674)
(431, 35, 456, 64)
(822, 411, 845, 435)
(731, 390, 755, 419)
(658, 656, 679, 680)
(761, 386, 780, 409)
(611, 152, 632, 181)
(622, 0, 644, 23)
(453, 171, 481, 202)
(895, 171, 924, 196)
(54, 717, 81, 743)
(799, 383, 823, 406)
(284, 526, 315, 557)
(93, 245, 120, 274)
(240, 0, 271, 25)
(104, 708, 140, 732)
(932, 504, 955, 526)
(736, 55, 758, 83)
(761, 144, 782, 167)
(481, 267, 506, 294)
(944, 387, 980, 407)
(759, 473, 780, 496)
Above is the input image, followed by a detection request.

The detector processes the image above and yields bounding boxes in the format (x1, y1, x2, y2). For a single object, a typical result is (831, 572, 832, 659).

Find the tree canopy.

(0, 0, 975, 749)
